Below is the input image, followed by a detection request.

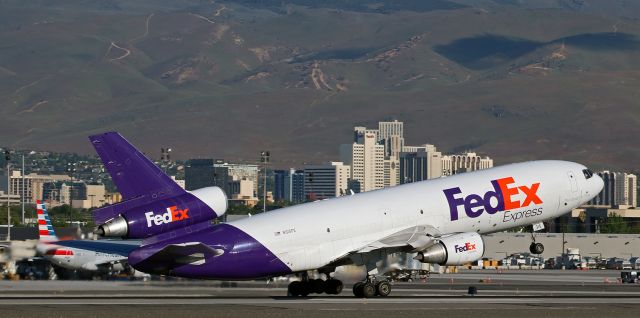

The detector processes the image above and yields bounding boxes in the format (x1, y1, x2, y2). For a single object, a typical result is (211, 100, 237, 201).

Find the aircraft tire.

(376, 281, 391, 297)
(325, 279, 343, 295)
(361, 282, 376, 298)
(311, 279, 325, 294)
(353, 282, 364, 297)
(530, 242, 544, 254)
(288, 281, 302, 297)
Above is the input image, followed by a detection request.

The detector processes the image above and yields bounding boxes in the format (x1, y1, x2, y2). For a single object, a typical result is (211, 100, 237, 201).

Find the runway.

(1, 270, 639, 317)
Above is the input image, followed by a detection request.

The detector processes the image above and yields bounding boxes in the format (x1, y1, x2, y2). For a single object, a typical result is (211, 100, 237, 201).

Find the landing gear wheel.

(288, 281, 302, 297)
(361, 282, 376, 298)
(298, 281, 310, 297)
(310, 279, 325, 294)
(529, 242, 544, 254)
(375, 281, 391, 297)
(353, 282, 364, 297)
(324, 279, 343, 295)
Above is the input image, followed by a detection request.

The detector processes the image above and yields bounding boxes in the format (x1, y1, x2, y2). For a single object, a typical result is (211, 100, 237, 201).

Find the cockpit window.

(582, 169, 593, 179)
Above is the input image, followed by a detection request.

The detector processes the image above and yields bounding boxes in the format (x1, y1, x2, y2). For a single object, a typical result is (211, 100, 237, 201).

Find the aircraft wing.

(353, 225, 442, 253)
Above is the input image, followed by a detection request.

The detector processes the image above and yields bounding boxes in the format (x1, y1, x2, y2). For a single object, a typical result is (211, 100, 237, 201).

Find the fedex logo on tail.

(443, 177, 542, 221)
(145, 206, 189, 227)
(454, 242, 476, 253)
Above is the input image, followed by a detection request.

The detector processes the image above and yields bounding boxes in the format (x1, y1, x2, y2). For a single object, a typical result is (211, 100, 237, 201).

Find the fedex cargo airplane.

(35, 201, 138, 274)
(77, 132, 602, 297)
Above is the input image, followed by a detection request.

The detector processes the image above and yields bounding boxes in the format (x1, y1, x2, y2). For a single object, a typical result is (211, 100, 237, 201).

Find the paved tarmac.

(0, 270, 638, 317)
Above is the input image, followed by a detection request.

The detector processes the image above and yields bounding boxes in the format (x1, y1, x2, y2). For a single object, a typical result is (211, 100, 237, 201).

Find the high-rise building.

(378, 120, 404, 158)
(340, 131, 385, 192)
(274, 169, 305, 204)
(590, 171, 616, 206)
(383, 158, 399, 187)
(304, 162, 350, 200)
(592, 171, 638, 207)
(185, 159, 216, 191)
(627, 174, 637, 207)
(588, 171, 637, 207)
(399, 145, 443, 184)
(441, 152, 493, 176)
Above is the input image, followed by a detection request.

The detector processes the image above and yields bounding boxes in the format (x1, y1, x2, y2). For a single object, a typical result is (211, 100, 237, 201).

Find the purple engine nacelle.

(96, 187, 228, 239)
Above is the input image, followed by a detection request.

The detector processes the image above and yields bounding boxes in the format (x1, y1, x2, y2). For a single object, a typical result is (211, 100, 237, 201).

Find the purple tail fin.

(89, 132, 185, 202)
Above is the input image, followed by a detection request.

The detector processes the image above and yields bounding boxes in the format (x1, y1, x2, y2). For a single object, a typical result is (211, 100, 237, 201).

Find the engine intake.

(414, 232, 485, 265)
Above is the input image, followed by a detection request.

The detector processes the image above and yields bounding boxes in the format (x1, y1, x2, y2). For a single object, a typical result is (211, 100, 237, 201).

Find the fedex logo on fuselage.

(443, 177, 542, 221)
(455, 242, 476, 253)
(145, 206, 189, 227)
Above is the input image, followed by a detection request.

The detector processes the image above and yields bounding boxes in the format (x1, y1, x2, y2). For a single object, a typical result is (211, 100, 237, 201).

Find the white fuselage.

(229, 160, 602, 272)
(37, 243, 126, 272)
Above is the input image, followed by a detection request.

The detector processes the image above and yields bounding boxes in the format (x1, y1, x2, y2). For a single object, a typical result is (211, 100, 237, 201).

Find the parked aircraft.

(35, 201, 138, 274)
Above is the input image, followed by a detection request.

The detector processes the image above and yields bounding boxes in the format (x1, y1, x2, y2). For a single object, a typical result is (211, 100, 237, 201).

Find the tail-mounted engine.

(95, 187, 227, 239)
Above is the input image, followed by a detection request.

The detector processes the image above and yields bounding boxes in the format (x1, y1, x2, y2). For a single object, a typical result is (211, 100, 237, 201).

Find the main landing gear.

(352, 276, 391, 298)
(287, 276, 343, 297)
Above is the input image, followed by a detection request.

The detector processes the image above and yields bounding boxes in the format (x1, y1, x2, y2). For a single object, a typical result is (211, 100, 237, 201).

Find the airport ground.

(0, 270, 639, 317)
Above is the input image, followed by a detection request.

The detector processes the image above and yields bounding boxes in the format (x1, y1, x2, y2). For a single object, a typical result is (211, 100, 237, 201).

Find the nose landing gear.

(529, 227, 544, 254)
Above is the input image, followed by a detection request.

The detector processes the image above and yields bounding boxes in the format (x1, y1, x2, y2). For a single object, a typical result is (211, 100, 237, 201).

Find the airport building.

(274, 169, 305, 204)
(556, 205, 640, 233)
(303, 162, 350, 200)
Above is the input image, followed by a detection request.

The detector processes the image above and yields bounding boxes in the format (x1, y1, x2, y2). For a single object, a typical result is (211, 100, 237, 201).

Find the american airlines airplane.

(35, 201, 138, 274)
(67, 132, 603, 297)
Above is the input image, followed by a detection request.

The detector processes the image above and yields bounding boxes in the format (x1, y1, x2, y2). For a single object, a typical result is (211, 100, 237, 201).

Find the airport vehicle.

(621, 271, 638, 283)
(35, 201, 138, 274)
(606, 258, 625, 270)
(86, 132, 603, 297)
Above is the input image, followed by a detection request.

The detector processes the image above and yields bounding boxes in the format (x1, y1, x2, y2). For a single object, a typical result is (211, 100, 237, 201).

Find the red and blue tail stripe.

(36, 200, 58, 242)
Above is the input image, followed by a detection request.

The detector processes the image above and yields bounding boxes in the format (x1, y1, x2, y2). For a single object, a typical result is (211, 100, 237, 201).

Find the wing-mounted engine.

(96, 186, 227, 239)
(414, 232, 485, 265)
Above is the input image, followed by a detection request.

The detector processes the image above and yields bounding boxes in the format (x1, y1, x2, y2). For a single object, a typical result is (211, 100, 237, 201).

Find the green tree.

(600, 213, 631, 234)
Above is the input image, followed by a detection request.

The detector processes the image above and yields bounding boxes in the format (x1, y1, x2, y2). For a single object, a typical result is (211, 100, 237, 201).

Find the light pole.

(5, 149, 11, 241)
(260, 151, 270, 213)
(21, 154, 24, 225)
(66, 162, 76, 225)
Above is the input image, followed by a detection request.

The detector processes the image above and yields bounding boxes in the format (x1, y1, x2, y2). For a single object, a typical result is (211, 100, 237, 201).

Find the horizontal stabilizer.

(53, 240, 141, 257)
